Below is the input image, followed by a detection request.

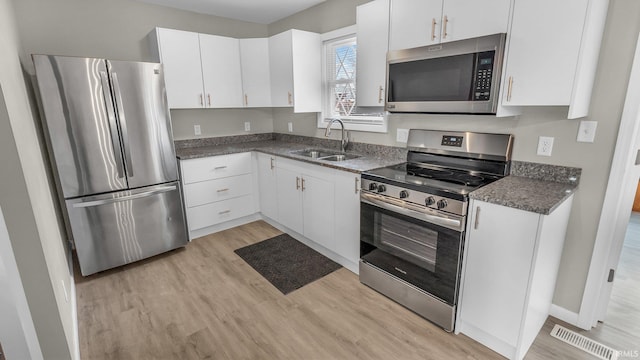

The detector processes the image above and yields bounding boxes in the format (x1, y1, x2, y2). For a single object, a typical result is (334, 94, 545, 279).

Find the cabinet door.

(333, 171, 360, 265)
(155, 28, 204, 109)
(257, 153, 278, 220)
(290, 30, 322, 113)
(501, 0, 587, 106)
(276, 166, 303, 234)
(440, 0, 511, 43)
(460, 200, 540, 348)
(269, 31, 294, 107)
(199, 34, 244, 108)
(302, 173, 335, 250)
(240, 38, 272, 107)
(389, 0, 443, 51)
(356, 0, 390, 107)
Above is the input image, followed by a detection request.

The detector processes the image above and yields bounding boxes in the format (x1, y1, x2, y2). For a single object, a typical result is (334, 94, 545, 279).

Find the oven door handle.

(361, 192, 465, 232)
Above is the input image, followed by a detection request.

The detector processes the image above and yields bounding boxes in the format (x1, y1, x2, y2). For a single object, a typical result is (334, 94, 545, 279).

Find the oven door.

(360, 193, 464, 306)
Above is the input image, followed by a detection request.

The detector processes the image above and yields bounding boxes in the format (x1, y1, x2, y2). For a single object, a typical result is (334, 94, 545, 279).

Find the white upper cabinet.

(269, 29, 322, 112)
(240, 38, 272, 108)
(199, 34, 244, 108)
(388, 0, 511, 50)
(500, 0, 608, 118)
(356, 0, 390, 107)
(152, 28, 204, 109)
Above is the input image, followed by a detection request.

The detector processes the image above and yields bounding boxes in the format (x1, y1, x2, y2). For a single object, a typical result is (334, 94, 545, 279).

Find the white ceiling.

(138, 0, 327, 24)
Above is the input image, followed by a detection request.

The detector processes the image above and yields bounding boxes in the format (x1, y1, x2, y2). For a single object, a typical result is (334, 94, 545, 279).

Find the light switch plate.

(244, 122, 251, 132)
(397, 128, 409, 143)
(537, 136, 554, 156)
(288, 122, 293, 132)
(194, 124, 201, 135)
(577, 120, 597, 143)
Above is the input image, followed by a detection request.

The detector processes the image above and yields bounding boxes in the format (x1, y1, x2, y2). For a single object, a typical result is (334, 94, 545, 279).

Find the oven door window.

(388, 53, 475, 102)
(360, 202, 463, 305)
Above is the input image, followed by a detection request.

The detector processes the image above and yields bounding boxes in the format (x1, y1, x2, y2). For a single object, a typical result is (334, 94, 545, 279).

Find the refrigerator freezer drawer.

(66, 182, 188, 276)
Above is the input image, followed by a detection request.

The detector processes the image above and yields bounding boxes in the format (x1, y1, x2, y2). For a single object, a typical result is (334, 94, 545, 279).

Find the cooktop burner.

(406, 164, 488, 187)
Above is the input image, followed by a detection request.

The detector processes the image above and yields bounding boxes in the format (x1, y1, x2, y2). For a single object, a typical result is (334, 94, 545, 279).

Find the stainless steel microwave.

(385, 33, 506, 114)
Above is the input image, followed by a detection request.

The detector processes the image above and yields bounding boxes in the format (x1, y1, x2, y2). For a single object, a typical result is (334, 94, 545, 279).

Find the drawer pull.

(474, 206, 481, 230)
(216, 188, 229, 193)
(213, 166, 227, 170)
(270, 157, 274, 170)
(301, 178, 306, 191)
(296, 177, 300, 190)
(207, 94, 211, 106)
(431, 18, 437, 41)
(218, 210, 231, 215)
(378, 86, 384, 103)
(355, 177, 359, 194)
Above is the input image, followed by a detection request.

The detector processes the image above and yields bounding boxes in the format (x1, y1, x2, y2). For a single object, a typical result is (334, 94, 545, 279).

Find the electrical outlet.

(577, 120, 597, 143)
(288, 122, 293, 132)
(244, 122, 251, 132)
(397, 128, 409, 143)
(537, 136, 554, 156)
(194, 124, 201, 136)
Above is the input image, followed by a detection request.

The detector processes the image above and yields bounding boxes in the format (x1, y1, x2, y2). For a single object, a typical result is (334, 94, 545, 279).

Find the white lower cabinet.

(256, 153, 278, 220)
(179, 152, 256, 239)
(457, 196, 574, 360)
(333, 170, 361, 265)
(275, 163, 304, 234)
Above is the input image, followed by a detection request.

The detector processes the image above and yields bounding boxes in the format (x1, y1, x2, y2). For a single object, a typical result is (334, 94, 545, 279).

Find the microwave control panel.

(473, 51, 495, 101)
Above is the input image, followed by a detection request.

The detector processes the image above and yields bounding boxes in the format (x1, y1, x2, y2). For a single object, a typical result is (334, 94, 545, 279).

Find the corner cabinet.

(500, 0, 608, 118)
(388, 0, 511, 51)
(457, 196, 574, 360)
(239, 38, 272, 107)
(268, 30, 322, 112)
(356, 0, 390, 107)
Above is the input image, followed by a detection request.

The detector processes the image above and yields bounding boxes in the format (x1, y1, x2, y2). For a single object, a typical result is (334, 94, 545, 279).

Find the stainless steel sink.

(290, 148, 360, 161)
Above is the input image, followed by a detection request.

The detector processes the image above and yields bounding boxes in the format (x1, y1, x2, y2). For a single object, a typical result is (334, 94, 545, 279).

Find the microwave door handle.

(99, 71, 125, 179)
(110, 72, 134, 178)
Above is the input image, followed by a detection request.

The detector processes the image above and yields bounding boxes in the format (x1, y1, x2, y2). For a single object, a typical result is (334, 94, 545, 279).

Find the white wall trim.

(320, 25, 357, 41)
(550, 304, 580, 326)
(578, 35, 640, 329)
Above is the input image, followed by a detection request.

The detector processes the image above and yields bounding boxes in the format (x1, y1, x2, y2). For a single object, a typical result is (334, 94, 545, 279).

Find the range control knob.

(377, 185, 387, 193)
(399, 190, 409, 199)
(368, 183, 378, 191)
(425, 196, 436, 206)
(437, 199, 448, 209)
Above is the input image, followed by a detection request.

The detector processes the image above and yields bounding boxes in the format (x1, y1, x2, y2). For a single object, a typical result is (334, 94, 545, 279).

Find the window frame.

(317, 26, 388, 133)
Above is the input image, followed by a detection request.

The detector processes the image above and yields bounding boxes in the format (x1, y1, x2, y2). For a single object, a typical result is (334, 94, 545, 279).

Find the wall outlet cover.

(194, 124, 201, 136)
(577, 120, 597, 143)
(537, 136, 554, 156)
(244, 122, 251, 132)
(288, 122, 293, 132)
(397, 128, 409, 143)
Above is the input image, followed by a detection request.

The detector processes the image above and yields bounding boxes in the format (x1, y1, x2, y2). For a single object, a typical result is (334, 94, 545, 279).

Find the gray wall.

(0, 0, 74, 358)
(12, 0, 273, 140)
(269, 0, 640, 313)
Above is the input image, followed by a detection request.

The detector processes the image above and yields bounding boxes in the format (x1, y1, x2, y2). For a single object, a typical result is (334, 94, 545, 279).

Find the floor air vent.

(550, 324, 619, 360)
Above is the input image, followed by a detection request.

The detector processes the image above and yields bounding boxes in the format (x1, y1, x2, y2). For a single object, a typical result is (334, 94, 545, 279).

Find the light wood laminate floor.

(76, 220, 638, 359)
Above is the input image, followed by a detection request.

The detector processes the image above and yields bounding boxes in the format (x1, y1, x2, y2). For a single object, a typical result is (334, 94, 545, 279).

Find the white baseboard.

(189, 213, 261, 240)
(549, 304, 580, 327)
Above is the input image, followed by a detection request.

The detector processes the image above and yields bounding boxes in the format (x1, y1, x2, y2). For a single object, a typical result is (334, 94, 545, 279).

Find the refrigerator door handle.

(72, 185, 177, 208)
(99, 71, 125, 179)
(110, 72, 134, 178)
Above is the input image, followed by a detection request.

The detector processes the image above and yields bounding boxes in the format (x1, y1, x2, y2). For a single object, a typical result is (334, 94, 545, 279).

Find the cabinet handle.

(199, 93, 204, 106)
(355, 177, 360, 194)
(301, 177, 306, 191)
(296, 176, 300, 190)
(218, 210, 231, 215)
(288, 91, 293, 105)
(245, 94, 248, 106)
(213, 166, 227, 170)
(207, 94, 211, 106)
(431, 18, 437, 41)
(443, 15, 449, 39)
(216, 188, 229, 193)
(474, 206, 481, 230)
(378, 86, 384, 103)
(507, 76, 514, 102)
(270, 157, 274, 170)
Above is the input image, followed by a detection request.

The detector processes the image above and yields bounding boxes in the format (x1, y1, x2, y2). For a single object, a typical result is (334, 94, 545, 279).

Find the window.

(319, 30, 387, 133)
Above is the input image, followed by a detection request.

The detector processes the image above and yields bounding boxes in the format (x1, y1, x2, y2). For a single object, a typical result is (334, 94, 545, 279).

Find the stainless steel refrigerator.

(33, 55, 188, 276)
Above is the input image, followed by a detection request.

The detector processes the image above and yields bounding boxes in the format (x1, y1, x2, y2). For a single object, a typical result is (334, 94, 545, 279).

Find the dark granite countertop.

(469, 161, 580, 215)
(175, 138, 406, 174)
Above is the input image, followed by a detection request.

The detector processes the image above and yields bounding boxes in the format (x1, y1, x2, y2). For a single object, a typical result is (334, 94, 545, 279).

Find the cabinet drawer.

(184, 174, 252, 208)
(181, 152, 251, 184)
(186, 195, 255, 231)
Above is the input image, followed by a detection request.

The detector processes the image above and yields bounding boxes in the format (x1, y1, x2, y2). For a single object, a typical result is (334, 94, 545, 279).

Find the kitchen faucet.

(325, 118, 349, 153)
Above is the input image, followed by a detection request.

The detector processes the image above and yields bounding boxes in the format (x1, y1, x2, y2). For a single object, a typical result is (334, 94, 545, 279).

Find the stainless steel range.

(359, 129, 513, 332)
